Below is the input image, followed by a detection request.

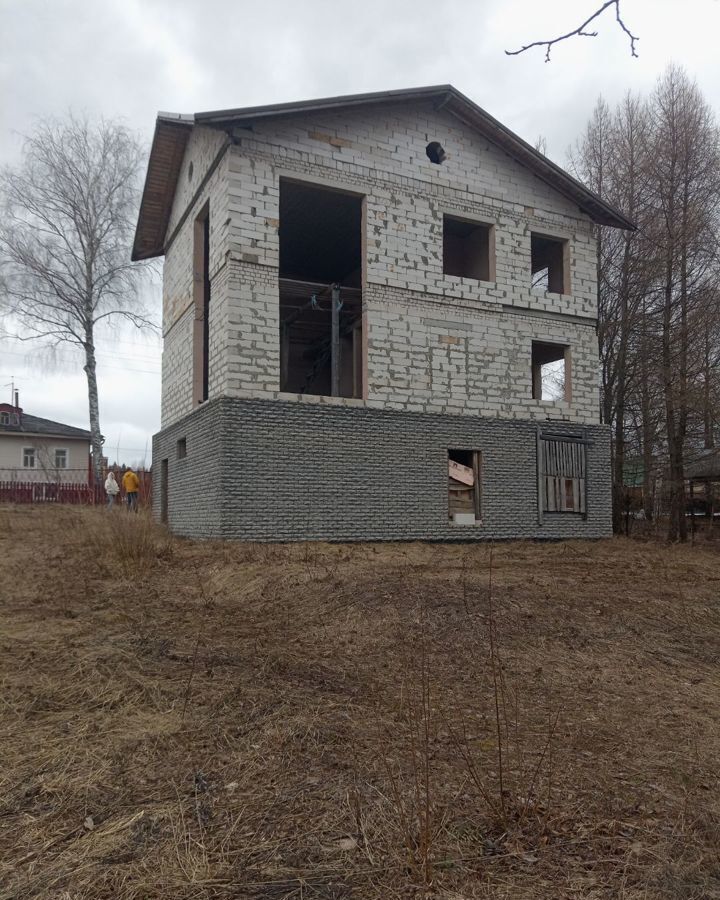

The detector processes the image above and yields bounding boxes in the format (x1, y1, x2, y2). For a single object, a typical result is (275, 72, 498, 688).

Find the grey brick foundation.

(153, 397, 611, 541)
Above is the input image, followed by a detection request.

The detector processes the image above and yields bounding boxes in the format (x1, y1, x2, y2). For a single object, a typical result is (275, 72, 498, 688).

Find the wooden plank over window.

(538, 430, 588, 518)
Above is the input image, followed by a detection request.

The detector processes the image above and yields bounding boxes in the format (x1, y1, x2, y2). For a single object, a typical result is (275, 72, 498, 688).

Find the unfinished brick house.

(133, 86, 633, 540)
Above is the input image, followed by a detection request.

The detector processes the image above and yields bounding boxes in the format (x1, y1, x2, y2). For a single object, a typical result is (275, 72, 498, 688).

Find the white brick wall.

(160, 101, 602, 429)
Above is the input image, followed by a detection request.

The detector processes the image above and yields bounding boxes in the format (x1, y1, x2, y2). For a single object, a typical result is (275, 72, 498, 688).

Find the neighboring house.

(686, 448, 720, 517)
(133, 85, 633, 540)
(0, 399, 91, 484)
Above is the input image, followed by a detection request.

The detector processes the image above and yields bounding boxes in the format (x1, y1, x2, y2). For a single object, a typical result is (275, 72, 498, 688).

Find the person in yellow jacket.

(122, 468, 140, 511)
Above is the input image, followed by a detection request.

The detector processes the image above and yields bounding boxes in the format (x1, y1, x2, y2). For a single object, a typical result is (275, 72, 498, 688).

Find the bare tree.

(575, 67, 720, 540)
(506, 1, 639, 62)
(571, 94, 653, 531)
(0, 114, 153, 483)
(645, 67, 720, 539)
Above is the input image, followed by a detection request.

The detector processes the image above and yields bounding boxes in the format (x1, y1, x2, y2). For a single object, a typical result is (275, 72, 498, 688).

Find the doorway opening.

(160, 458, 168, 525)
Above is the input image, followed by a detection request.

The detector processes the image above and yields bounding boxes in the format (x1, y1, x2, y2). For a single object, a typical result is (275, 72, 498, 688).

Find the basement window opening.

(448, 449, 482, 525)
(279, 179, 363, 399)
(532, 341, 570, 402)
(539, 434, 586, 514)
(531, 233, 568, 294)
(443, 215, 493, 282)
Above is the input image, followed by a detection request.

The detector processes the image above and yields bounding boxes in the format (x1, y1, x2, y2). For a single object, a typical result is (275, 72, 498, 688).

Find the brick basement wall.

(153, 397, 611, 542)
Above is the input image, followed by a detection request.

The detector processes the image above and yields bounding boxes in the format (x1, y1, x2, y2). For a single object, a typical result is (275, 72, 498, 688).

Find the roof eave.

(440, 89, 636, 231)
(194, 85, 455, 125)
(132, 84, 635, 263)
(131, 116, 194, 262)
(196, 84, 634, 231)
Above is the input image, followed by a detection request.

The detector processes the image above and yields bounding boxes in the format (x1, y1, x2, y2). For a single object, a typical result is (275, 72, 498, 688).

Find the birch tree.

(0, 114, 153, 483)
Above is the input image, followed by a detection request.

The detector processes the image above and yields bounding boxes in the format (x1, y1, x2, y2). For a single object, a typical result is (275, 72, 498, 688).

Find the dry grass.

(1, 505, 719, 899)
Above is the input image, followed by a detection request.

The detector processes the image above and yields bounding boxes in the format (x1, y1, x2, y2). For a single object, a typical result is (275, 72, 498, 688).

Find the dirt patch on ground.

(1, 505, 719, 899)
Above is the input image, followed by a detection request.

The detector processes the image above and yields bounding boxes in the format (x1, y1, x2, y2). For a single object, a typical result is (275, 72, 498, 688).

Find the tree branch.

(506, 1, 639, 62)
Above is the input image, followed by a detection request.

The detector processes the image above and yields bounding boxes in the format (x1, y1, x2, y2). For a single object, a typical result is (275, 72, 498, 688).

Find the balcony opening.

(443, 215, 493, 282)
(531, 233, 568, 294)
(279, 179, 363, 398)
(532, 341, 570, 401)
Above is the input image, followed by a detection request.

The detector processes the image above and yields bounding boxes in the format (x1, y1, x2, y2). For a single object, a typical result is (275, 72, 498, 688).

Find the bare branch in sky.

(506, 1, 639, 62)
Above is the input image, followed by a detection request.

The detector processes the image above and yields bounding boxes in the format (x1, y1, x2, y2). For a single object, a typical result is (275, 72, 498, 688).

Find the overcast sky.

(2, 0, 720, 465)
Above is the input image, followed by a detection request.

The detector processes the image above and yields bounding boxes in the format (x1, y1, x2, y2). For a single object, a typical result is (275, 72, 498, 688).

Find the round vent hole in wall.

(426, 141, 447, 164)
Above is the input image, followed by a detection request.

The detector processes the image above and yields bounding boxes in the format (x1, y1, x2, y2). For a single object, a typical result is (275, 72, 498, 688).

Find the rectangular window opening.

(279, 179, 364, 399)
(531, 233, 568, 294)
(532, 341, 570, 402)
(539, 435, 586, 515)
(192, 203, 210, 406)
(54, 449, 68, 469)
(443, 215, 493, 282)
(23, 447, 35, 468)
(448, 449, 482, 525)
(177, 437, 187, 460)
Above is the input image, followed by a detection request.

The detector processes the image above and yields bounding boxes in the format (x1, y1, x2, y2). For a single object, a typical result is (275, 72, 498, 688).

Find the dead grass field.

(1, 505, 719, 899)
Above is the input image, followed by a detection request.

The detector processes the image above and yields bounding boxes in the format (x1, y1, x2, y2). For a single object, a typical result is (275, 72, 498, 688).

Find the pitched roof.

(0, 412, 92, 440)
(686, 447, 720, 480)
(132, 85, 635, 261)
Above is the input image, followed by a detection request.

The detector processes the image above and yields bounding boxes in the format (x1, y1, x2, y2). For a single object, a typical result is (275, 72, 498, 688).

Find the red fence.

(0, 481, 103, 504)
(0, 473, 152, 506)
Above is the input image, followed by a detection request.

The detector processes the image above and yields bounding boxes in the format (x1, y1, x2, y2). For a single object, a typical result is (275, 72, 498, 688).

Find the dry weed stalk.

(446, 544, 563, 839)
(180, 563, 215, 722)
(382, 602, 443, 888)
(89, 507, 174, 574)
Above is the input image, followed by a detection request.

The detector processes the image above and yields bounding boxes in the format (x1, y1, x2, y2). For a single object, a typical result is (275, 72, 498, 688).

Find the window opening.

(531, 233, 568, 294)
(539, 434, 586, 514)
(0, 412, 8, 425)
(54, 449, 68, 469)
(279, 180, 363, 398)
(177, 437, 187, 459)
(443, 215, 493, 282)
(192, 203, 210, 405)
(532, 341, 570, 401)
(23, 447, 35, 468)
(448, 449, 482, 524)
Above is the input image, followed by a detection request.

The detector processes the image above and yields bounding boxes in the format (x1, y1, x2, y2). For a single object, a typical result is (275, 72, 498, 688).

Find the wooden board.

(449, 459, 474, 486)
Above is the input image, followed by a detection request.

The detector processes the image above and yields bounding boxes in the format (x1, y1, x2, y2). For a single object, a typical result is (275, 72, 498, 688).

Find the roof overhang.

(131, 114, 193, 261)
(0, 431, 91, 440)
(132, 85, 635, 261)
